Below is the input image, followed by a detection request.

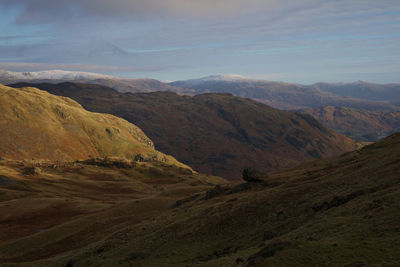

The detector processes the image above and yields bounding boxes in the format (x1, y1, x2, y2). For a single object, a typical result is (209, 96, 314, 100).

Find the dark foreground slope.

(10, 82, 357, 180)
(300, 106, 400, 142)
(0, 132, 399, 266)
(0, 157, 226, 262)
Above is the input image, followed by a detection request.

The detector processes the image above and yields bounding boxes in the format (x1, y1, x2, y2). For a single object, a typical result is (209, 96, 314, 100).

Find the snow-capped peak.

(174, 74, 251, 85)
(200, 74, 250, 81)
(0, 69, 117, 81)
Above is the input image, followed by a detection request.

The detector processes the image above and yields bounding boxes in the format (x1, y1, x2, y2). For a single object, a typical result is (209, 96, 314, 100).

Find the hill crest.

(0, 84, 187, 168)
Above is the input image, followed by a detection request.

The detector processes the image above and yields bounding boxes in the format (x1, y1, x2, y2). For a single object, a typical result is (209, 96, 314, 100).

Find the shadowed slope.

(299, 106, 400, 142)
(0, 84, 185, 167)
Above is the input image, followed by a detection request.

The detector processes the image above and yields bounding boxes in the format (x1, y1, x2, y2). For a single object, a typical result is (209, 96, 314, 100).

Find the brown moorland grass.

(0, 132, 398, 266)
(0, 157, 225, 248)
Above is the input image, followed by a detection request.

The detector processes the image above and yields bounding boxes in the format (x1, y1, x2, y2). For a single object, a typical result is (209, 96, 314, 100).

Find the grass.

(0, 84, 187, 168)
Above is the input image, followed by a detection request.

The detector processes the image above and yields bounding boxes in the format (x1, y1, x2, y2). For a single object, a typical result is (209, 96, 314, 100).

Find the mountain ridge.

(0, 69, 117, 81)
(3, 70, 400, 111)
(171, 77, 400, 111)
(0, 69, 187, 94)
(312, 81, 400, 102)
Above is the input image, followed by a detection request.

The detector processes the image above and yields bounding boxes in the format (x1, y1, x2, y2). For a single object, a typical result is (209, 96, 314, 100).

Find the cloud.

(0, 62, 183, 73)
(1, 0, 295, 24)
(0, 35, 27, 41)
(1, 0, 399, 83)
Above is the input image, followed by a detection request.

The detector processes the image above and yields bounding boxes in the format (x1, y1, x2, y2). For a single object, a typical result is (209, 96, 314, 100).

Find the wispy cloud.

(1, 0, 293, 23)
(0, 62, 184, 73)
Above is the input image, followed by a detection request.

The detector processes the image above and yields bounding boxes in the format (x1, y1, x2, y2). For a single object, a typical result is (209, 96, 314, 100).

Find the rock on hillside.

(8, 82, 359, 180)
(0, 84, 186, 168)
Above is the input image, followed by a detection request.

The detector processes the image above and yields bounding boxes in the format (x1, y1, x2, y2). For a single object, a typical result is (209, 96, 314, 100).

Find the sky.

(0, 0, 399, 83)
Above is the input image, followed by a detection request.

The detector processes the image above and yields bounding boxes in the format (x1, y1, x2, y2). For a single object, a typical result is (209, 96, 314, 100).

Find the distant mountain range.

(0, 69, 116, 81)
(0, 69, 187, 94)
(9, 82, 357, 180)
(83, 78, 189, 94)
(3, 70, 400, 111)
(171, 75, 400, 111)
(174, 74, 252, 84)
(313, 81, 400, 102)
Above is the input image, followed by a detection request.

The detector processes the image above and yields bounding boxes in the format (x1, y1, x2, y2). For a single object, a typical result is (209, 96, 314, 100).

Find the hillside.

(9, 82, 357, 180)
(0, 156, 226, 258)
(170, 76, 400, 111)
(0, 130, 399, 265)
(299, 106, 400, 142)
(0, 83, 185, 167)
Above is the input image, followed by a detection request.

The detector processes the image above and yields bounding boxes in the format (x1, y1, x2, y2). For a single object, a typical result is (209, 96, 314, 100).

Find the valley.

(1, 1, 400, 266)
(0, 80, 399, 266)
(8, 82, 357, 180)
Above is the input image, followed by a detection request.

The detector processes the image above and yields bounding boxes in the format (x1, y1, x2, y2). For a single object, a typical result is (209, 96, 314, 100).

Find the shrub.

(242, 167, 267, 183)
(22, 166, 40, 175)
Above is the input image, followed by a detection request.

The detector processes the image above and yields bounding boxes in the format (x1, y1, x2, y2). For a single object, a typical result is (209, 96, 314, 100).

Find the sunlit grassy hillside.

(0, 84, 186, 168)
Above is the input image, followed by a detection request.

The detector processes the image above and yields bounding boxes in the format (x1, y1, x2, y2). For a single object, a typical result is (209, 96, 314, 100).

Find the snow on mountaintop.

(174, 74, 251, 85)
(200, 74, 250, 81)
(0, 69, 118, 81)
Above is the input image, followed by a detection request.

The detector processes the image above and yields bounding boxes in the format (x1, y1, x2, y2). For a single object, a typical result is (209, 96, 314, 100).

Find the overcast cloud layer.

(0, 0, 399, 83)
(2, 0, 297, 21)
